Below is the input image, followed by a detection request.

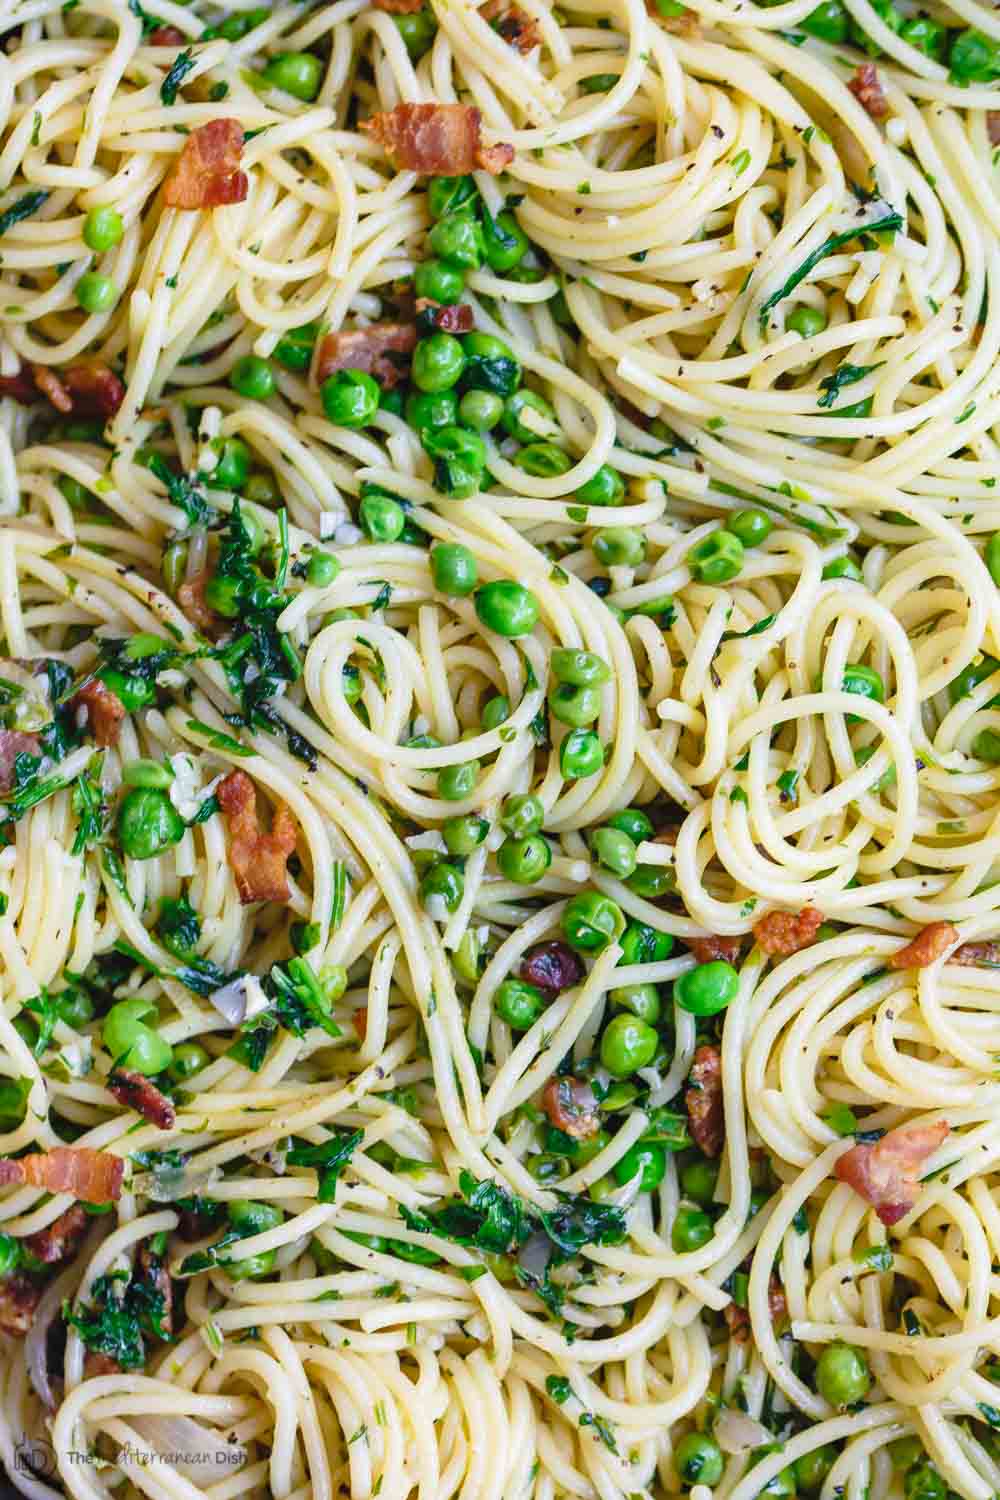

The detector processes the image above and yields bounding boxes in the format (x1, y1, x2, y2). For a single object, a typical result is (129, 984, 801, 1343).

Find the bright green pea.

(413, 333, 466, 393)
(609, 981, 660, 1023)
(244, 471, 280, 507)
(427, 176, 478, 218)
(458, 389, 504, 431)
(593, 527, 645, 566)
(118, 787, 185, 861)
(549, 683, 601, 727)
(562, 891, 625, 953)
(167, 1041, 210, 1082)
(263, 51, 323, 100)
(673, 1432, 724, 1487)
(228, 1199, 284, 1234)
(815, 1343, 871, 1408)
(973, 729, 1000, 762)
(481, 208, 529, 272)
(823, 556, 864, 582)
(674, 960, 739, 1016)
(800, 0, 849, 40)
(103, 998, 173, 1075)
(619, 921, 673, 965)
(905, 1466, 948, 1500)
(497, 834, 551, 884)
(475, 580, 539, 637)
(414, 258, 465, 305)
(481, 694, 510, 729)
(307, 551, 339, 586)
(392, 9, 437, 55)
(437, 760, 480, 801)
(406, 389, 458, 433)
(680, 1158, 718, 1204)
(500, 793, 544, 838)
(550, 649, 611, 687)
(560, 728, 603, 780)
(591, 827, 638, 878)
(502, 389, 557, 443)
(360, 492, 405, 542)
(606, 807, 653, 844)
(443, 814, 489, 856)
(423, 423, 487, 498)
(420, 861, 465, 913)
(614, 1140, 666, 1192)
(83, 205, 124, 252)
(212, 436, 252, 490)
(949, 28, 1000, 83)
(76, 273, 118, 314)
(321, 368, 380, 426)
(452, 927, 485, 986)
(787, 304, 827, 338)
(793, 1446, 838, 1493)
(428, 213, 484, 270)
(55, 986, 94, 1029)
(122, 758, 174, 790)
(688, 529, 744, 584)
(516, 442, 571, 478)
(461, 332, 521, 401)
(900, 14, 947, 57)
(230, 355, 275, 401)
(431, 542, 478, 595)
(625, 864, 673, 899)
(600, 1012, 658, 1077)
(728, 508, 773, 547)
(273, 322, 319, 371)
(226, 1250, 277, 1281)
(576, 465, 625, 507)
(671, 1204, 714, 1253)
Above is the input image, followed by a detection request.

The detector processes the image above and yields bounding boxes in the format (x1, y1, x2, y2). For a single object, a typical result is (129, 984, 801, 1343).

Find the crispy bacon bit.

(481, 0, 541, 52)
(72, 678, 126, 749)
(0, 1273, 42, 1334)
(163, 119, 248, 211)
(415, 298, 475, 334)
(0, 366, 40, 404)
(361, 103, 514, 176)
(835, 1119, 949, 1225)
(848, 63, 888, 119)
(84, 1351, 122, 1378)
(646, 0, 701, 35)
(177, 569, 225, 636)
(989, 113, 1000, 147)
(136, 1244, 173, 1336)
(353, 1007, 368, 1039)
(108, 1070, 176, 1131)
(0, 1147, 124, 1203)
(519, 941, 585, 996)
(754, 906, 823, 958)
(0, 729, 41, 794)
(31, 364, 71, 414)
(147, 25, 186, 43)
(541, 1076, 600, 1140)
(950, 940, 1000, 968)
(688, 933, 741, 966)
(686, 1044, 724, 1158)
(373, 0, 425, 10)
(313, 322, 418, 391)
(217, 770, 297, 905)
(888, 922, 958, 971)
(63, 360, 125, 419)
(23, 1204, 88, 1266)
(723, 1276, 787, 1343)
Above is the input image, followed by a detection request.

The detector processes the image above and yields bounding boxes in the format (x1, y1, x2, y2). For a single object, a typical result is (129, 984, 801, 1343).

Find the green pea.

(407, 389, 458, 432)
(516, 441, 572, 478)
(96, 666, 153, 712)
(591, 827, 638, 879)
(688, 528, 745, 584)
(360, 492, 405, 542)
(759, 1467, 798, 1500)
(888, 1438, 924, 1472)
(443, 814, 489, 856)
(673, 1432, 724, 1486)
(593, 527, 645, 567)
(118, 786, 185, 861)
(674, 960, 739, 1016)
(549, 683, 601, 727)
(211, 436, 252, 491)
(431, 542, 478, 596)
(437, 760, 479, 801)
(949, 28, 1000, 83)
(424, 423, 487, 498)
(625, 864, 673, 899)
(500, 793, 544, 838)
(502, 389, 557, 443)
(392, 9, 437, 55)
(606, 807, 653, 845)
(83, 205, 124, 253)
(601, 1012, 658, 1077)
(497, 834, 551, 884)
(822, 556, 864, 582)
(793, 1446, 838, 1493)
(973, 729, 1000, 763)
(458, 389, 504, 431)
(481, 208, 529, 272)
(787, 304, 827, 338)
(274, 322, 319, 371)
(168, 1042, 210, 1082)
(428, 214, 484, 271)
(905, 1466, 948, 1500)
(226, 1250, 277, 1281)
(103, 998, 173, 1075)
(244, 471, 280, 507)
(228, 1198, 284, 1235)
(609, 981, 660, 1023)
(728, 508, 773, 547)
(414, 258, 465, 305)
(619, 920, 673, 965)
(481, 694, 510, 729)
(949, 654, 1000, 705)
(76, 273, 118, 314)
(495, 977, 547, 1029)
(527, 1152, 569, 1184)
(420, 861, 465, 913)
(122, 758, 174, 790)
(576, 465, 625, 507)
(452, 927, 485, 985)
(321, 369, 380, 426)
(631, 592, 674, 620)
(475, 580, 539, 638)
(815, 1342, 871, 1408)
(800, 0, 849, 40)
(0, 1234, 20, 1275)
(413, 334, 466, 393)
(614, 1140, 666, 1192)
(563, 891, 625, 953)
(671, 1204, 714, 1253)
(230, 355, 275, 401)
(342, 664, 361, 705)
(560, 728, 603, 780)
(307, 552, 339, 587)
(428, 176, 479, 219)
(462, 332, 521, 397)
(263, 51, 323, 100)
(551, 649, 611, 687)
(680, 1158, 718, 1204)
(55, 986, 94, 1028)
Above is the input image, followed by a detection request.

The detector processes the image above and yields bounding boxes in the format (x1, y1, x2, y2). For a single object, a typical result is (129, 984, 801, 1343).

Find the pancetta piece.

(888, 922, 957, 970)
(72, 678, 126, 748)
(163, 119, 249, 210)
(754, 906, 823, 957)
(217, 769, 297, 904)
(848, 63, 888, 119)
(0, 1147, 124, 1203)
(361, 103, 514, 175)
(480, 0, 542, 52)
(686, 1044, 724, 1158)
(415, 299, 475, 333)
(63, 360, 125, 418)
(0, 730, 41, 794)
(541, 1076, 600, 1139)
(834, 1119, 949, 1226)
(312, 322, 418, 390)
(108, 1070, 177, 1131)
(23, 1204, 88, 1265)
(688, 933, 742, 965)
